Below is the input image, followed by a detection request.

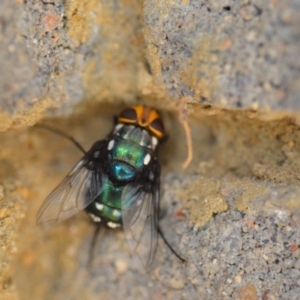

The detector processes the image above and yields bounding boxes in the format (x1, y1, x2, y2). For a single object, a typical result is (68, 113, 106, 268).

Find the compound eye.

(119, 108, 137, 122)
(149, 118, 164, 138)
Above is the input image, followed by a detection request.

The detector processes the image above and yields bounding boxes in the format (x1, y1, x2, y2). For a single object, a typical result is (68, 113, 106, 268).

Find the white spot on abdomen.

(89, 214, 101, 223)
(107, 222, 121, 229)
(95, 203, 104, 211)
(112, 209, 121, 218)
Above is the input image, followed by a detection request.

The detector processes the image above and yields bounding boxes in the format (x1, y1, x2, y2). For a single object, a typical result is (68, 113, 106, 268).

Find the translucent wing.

(37, 141, 107, 226)
(121, 162, 160, 269)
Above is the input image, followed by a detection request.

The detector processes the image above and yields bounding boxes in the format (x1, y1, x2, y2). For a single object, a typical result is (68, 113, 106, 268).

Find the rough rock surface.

(144, 0, 300, 111)
(0, 0, 300, 300)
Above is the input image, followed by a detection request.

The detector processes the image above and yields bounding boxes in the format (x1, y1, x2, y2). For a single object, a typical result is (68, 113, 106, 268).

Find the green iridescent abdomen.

(86, 181, 123, 223)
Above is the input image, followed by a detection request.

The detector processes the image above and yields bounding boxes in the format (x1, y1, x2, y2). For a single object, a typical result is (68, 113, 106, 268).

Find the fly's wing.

(37, 140, 108, 226)
(121, 160, 160, 269)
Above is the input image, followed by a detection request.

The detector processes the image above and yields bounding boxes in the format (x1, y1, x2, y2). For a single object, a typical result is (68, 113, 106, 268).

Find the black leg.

(87, 223, 104, 270)
(35, 123, 87, 154)
(157, 224, 186, 264)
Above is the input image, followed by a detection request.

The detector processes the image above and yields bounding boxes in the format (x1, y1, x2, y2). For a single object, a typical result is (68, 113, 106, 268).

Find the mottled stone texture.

(0, 0, 89, 129)
(1, 1, 300, 300)
(144, 0, 300, 110)
(0, 0, 145, 131)
(1, 0, 300, 131)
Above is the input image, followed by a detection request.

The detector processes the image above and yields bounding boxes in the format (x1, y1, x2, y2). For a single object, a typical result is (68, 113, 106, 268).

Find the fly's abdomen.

(86, 181, 123, 224)
(94, 202, 122, 223)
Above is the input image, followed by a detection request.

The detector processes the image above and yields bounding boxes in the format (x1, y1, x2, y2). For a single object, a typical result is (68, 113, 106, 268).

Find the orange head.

(117, 105, 165, 139)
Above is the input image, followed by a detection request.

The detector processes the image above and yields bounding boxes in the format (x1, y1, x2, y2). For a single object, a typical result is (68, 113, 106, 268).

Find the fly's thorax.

(106, 124, 157, 181)
(113, 124, 159, 151)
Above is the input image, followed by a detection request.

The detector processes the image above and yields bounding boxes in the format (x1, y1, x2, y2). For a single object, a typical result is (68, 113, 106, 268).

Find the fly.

(36, 105, 185, 269)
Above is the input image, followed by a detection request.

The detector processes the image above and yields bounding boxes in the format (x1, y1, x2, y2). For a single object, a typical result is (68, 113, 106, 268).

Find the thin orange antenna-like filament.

(178, 97, 193, 169)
